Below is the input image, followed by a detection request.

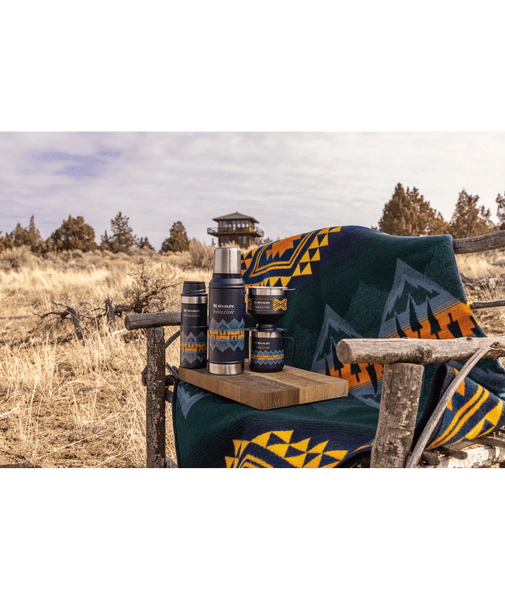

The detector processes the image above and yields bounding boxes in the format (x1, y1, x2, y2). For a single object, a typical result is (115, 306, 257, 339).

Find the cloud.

(2, 132, 505, 250)
(33, 150, 121, 179)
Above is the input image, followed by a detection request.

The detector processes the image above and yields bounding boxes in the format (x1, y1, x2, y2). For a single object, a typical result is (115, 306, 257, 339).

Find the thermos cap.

(213, 247, 242, 276)
(182, 281, 207, 296)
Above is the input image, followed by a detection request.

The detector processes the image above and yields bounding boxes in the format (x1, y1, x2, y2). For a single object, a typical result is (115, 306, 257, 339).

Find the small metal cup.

(247, 327, 296, 373)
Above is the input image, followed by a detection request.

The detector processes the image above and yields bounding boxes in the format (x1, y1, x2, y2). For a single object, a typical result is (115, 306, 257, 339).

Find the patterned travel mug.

(180, 281, 208, 369)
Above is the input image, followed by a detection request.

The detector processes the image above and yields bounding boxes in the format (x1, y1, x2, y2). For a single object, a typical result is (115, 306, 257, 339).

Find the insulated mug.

(246, 286, 294, 329)
(247, 327, 296, 373)
(180, 281, 208, 369)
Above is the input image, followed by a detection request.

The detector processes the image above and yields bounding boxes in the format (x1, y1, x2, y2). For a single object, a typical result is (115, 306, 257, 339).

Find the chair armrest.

(336, 336, 505, 365)
(125, 311, 181, 330)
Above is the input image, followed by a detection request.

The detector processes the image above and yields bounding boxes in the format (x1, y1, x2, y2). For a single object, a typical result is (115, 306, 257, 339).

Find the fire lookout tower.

(207, 211, 264, 248)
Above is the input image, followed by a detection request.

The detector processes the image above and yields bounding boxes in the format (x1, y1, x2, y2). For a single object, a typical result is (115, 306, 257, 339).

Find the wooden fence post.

(146, 326, 166, 468)
(105, 298, 115, 329)
(370, 362, 424, 468)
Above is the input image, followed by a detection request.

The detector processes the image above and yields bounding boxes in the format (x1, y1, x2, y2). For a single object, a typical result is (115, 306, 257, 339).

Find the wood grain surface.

(178, 360, 348, 410)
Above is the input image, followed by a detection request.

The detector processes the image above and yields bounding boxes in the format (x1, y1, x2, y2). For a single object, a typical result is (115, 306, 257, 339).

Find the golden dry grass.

(456, 250, 505, 336)
(0, 250, 211, 468)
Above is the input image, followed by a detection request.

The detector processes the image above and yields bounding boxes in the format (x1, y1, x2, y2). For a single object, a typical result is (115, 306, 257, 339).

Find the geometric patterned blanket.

(172, 226, 505, 467)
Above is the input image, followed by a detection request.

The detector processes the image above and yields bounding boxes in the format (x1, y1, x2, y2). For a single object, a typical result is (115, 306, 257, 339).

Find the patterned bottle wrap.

(180, 301, 207, 369)
(208, 287, 245, 366)
(249, 333, 284, 372)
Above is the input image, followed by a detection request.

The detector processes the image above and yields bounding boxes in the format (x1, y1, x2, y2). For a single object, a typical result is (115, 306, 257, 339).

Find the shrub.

(0, 245, 42, 271)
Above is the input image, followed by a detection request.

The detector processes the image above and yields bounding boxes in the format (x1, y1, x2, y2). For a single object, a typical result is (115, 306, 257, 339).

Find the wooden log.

(421, 451, 440, 466)
(146, 327, 166, 468)
(453, 230, 505, 254)
(336, 336, 505, 366)
(471, 300, 505, 310)
(125, 311, 181, 330)
(370, 362, 424, 468)
(437, 446, 468, 460)
(418, 445, 505, 468)
(474, 435, 505, 449)
(141, 329, 181, 386)
(105, 298, 115, 329)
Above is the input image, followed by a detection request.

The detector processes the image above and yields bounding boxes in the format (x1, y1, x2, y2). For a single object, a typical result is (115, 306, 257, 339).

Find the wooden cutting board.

(178, 360, 348, 410)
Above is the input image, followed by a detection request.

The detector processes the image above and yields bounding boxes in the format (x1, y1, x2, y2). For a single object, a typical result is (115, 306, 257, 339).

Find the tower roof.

(213, 211, 259, 224)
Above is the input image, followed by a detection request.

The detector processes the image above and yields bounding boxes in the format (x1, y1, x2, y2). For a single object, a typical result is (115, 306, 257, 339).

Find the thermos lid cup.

(182, 281, 207, 296)
(247, 286, 294, 296)
(213, 247, 242, 276)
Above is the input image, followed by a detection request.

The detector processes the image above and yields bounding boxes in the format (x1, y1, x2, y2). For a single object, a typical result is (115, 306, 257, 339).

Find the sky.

(2, 132, 505, 251)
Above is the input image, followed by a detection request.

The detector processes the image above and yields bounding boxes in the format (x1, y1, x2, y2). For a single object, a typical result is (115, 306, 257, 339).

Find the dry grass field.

(1, 244, 505, 468)
(0, 245, 212, 468)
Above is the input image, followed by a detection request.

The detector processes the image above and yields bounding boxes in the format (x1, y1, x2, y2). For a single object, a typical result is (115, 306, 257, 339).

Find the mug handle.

(283, 337, 296, 366)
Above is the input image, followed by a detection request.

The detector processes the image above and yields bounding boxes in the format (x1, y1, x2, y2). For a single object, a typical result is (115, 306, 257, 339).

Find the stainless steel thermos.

(208, 247, 245, 375)
(180, 281, 208, 369)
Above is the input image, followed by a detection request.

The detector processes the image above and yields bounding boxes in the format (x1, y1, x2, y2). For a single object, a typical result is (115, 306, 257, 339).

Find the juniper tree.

(378, 183, 448, 236)
(101, 212, 137, 253)
(8, 215, 46, 254)
(449, 190, 496, 239)
(136, 236, 155, 251)
(161, 221, 190, 253)
(49, 215, 97, 252)
(496, 192, 505, 230)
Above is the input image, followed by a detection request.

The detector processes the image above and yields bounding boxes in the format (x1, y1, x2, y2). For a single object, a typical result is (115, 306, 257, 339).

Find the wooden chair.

(125, 230, 505, 468)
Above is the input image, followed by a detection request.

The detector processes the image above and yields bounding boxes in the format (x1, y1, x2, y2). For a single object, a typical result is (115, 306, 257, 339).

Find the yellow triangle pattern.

(267, 444, 290, 458)
(249, 227, 342, 287)
(303, 454, 323, 468)
(324, 450, 348, 461)
(225, 430, 349, 468)
(485, 402, 502, 426)
(272, 430, 293, 443)
(308, 441, 328, 454)
(252, 432, 271, 447)
(290, 438, 310, 452)
(467, 420, 484, 439)
(285, 454, 307, 468)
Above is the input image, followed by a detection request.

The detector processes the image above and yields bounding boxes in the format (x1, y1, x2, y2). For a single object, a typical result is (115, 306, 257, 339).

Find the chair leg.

(146, 326, 166, 468)
(371, 362, 424, 468)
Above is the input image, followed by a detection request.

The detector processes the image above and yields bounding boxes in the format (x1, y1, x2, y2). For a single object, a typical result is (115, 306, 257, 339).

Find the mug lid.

(247, 327, 285, 337)
(247, 286, 290, 296)
(182, 281, 207, 295)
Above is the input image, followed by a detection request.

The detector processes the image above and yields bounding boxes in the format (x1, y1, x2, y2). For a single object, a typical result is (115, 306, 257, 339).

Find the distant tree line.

(377, 184, 501, 238)
(0, 212, 191, 255)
